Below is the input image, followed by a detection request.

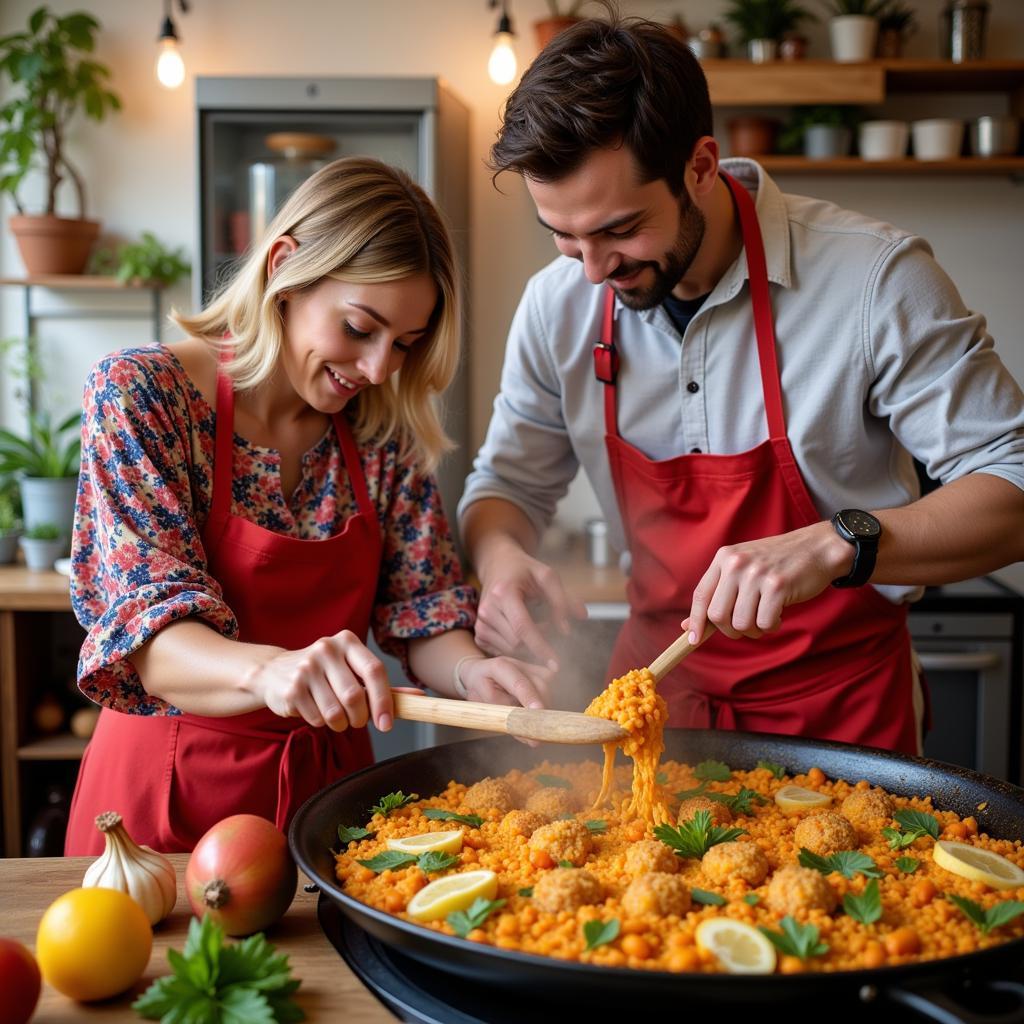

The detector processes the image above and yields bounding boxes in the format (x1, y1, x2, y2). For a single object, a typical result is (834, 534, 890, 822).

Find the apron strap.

(331, 412, 374, 520)
(210, 348, 236, 527)
(595, 286, 620, 436)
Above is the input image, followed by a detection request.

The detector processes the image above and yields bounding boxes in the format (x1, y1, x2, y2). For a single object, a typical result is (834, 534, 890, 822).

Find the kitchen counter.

(1, 854, 393, 1022)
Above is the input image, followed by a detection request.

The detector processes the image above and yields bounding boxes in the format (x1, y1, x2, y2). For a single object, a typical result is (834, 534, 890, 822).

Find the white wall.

(2, 0, 1023, 586)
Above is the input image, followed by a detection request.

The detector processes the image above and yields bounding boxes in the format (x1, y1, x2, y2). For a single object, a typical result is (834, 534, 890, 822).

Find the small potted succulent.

(779, 105, 861, 159)
(877, 1, 916, 58)
(822, 0, 889, 62)
(0, 485, 22, 564)
(723, 0, 816, 63)
(19, 522, 65, 571)
(532, 1, 594, 51)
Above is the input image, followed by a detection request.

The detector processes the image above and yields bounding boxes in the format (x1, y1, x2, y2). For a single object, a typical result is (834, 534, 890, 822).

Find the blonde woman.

(65, 158, 552, 855)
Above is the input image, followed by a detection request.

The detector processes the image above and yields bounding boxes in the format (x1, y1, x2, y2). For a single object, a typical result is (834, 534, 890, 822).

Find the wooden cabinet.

(702, 59, 1024, 177)
(0, 566, 82, 857)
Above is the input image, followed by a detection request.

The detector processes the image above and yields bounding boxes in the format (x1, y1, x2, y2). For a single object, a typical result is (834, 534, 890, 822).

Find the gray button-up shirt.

(459, 159, 1024, 603)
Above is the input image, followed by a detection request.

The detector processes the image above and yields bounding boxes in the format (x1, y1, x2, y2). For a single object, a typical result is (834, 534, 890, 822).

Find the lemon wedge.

(406, 870, 499, 922)
(774, 785, 832, 814)
(932, 840, 1024, 891)
(695, 917, 777, 975)
(386, 830, 464, 856)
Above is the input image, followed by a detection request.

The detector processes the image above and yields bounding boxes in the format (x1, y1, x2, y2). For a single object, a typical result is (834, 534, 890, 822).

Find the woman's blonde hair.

(173, 156, 460, 470)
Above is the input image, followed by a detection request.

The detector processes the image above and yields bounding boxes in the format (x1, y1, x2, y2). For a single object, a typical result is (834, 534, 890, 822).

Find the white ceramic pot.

(747, 38, 778, 63)
(805, 124, 851, 160)
(911, 118, 964, 161)
(859, 120, 909, 160)
(829, 15, 878, 62)
(19, 536, 65, 572)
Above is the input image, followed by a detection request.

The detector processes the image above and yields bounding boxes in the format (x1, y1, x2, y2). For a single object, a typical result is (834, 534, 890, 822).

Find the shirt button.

(686, 381, 700, 394)
(690, 447, 702, 454)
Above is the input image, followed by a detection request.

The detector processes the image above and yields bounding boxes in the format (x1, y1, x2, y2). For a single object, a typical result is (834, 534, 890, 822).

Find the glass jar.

(248, 132, 336, 240)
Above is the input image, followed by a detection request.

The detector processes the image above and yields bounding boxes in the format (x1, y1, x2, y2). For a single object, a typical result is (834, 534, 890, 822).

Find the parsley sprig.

(654, 810, 747, 859)
(798, 848, 883, 880)
(759, 916, 829, 961)
(422, 808, 484, 828)
(447, 897, 506, 938)
(584, 820, 608, 834)
(895, 856, 920, 874)
(535, 774, 572, 790)
(675, 780, 711, 801)
(691, 888, 726, 906)
(337, 824, 374, 846)
(707, 788, 768, 816)
(757, 760, 786, 779)
(843, 878, 882, 925)
(948, 895, 1024, 935)
(583, 918, 620, 951)
(369, 791, 418, 818)
(132, 915, 304, 1023)
(694, 760, 732, 782)
(882, 810, 939, 851)
(357, 849, 460, 874)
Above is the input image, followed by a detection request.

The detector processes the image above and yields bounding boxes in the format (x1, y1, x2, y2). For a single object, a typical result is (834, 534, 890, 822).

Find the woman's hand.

(247, 629, 395, 731)
(456, 655, 555, 710)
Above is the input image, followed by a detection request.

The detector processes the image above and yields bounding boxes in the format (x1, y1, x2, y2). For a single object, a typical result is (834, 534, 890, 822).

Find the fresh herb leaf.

(584, 819, 608, 834)
(691, 888, 727, 906)
(694, 760, 732, 782)
(558, 859, 576, 868)
(655, 771, 669, 785)
(708, 788, 768, 816)
(843, 879, 882, 925)
(759, 916, 829, 960)
(895, 856, 920, 874)
(743, 893, 761, 906)
(675, 780, 711, 801)
(447, 897, 506, 938)
(132, 915, 305, 1023)
(518, 887, 534, 897)
(882, 826, 921, 851)
(423, 809, 483, 828)
(357, 850, 417, 873)
(417, 851, 460, 874)
(369, 791, 418, 818)
(893, 809, 940, 840)
(653, 810, 747, 860)
(798, 848, 883, 880)
(583, 918, 620, 951)
(757, 760, 786, 779)
(948, 895, 1024, 935)
(337, 825, 374, 846)
(535, 774, 572, 789)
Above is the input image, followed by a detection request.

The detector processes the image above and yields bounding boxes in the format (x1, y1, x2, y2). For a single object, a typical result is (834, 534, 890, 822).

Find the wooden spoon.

(390, 692, 628, 745)
(648, 622, 717, 682)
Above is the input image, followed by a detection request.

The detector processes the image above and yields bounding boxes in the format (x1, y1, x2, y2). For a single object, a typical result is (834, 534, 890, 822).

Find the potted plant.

(876, 1, 916, 58)
(778, 105, 860, 158)
(822, 0, 889, 62)
(0, 411, 81, 542)
(90, 231, 191, 288)
(533, 1, 593, 51)
(19, 522, 65, 571)
(0, 7, 121, 275)
(728, 116, 781, 157)
(723, 0, 816, 62)
(0, 484, 21, 564)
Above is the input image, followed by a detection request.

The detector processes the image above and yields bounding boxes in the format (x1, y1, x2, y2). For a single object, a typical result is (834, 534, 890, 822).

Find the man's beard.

(608, 192, 706, 311)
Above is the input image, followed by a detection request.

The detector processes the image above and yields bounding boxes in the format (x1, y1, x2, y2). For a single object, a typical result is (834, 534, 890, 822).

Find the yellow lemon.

(36, 887, 152, 1001)
(387, 830, 464, 856)
(406, 870, 498, 923)
(774, 785, 832, 814)
(695, 917, 777, 975)
(933, 840, 1024, 891)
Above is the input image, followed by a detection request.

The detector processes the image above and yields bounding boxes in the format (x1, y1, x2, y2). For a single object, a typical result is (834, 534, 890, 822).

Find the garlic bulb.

(82, 811, 177, 925)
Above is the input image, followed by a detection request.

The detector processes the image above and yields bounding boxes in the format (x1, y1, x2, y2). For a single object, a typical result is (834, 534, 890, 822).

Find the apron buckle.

(593, 342, 619, 384)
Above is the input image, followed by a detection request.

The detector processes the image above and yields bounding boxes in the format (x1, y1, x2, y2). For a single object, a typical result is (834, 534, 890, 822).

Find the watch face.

(838, 509, 881, 539)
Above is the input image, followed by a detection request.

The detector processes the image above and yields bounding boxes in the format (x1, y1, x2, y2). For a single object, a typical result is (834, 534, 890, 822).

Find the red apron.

(66, 363, 378, 854)
(602, 172, 922, 753)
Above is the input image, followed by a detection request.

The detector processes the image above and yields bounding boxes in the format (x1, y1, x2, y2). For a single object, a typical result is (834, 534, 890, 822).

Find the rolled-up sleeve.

(865, 235, 1024, 491)
(71, 354, 237, 714)
(458, 274, 581, 537)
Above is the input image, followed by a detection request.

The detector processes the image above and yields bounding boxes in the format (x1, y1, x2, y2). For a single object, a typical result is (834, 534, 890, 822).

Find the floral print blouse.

(71, 345, 476, 715)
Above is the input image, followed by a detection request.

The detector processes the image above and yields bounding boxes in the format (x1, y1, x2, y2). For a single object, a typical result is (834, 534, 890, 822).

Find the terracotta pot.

(727, 117, 779, 157)
(779, 33, 809, 60)
(9, 214, 100, 275)
(534, 16, 580, 51)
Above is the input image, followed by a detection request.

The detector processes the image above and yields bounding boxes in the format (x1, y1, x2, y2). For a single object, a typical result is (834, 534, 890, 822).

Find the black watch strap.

(830, 509, 881, 588)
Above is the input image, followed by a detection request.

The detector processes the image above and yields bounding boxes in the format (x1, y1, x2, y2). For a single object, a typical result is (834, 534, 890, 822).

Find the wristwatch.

(830, 509, 882, 588)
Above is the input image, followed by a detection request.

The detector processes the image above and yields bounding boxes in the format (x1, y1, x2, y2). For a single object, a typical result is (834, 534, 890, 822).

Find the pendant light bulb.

(488, 9, 517, 86)
(155, 16, 185, 89)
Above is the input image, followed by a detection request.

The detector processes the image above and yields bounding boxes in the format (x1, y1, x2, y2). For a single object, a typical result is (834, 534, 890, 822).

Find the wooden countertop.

(2, 855, 394, 1022)
(540, 538, 628, 606)
(0, 565, 72, 611)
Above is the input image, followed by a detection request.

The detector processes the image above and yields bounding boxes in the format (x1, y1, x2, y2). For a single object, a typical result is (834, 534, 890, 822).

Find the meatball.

(701, 841, 769, 886)
(528, 820, 594, 867)
(501, 809, 548, 838)
(625, 840, 680, 876)
(794, 812, 858, 856)
(622, 872, 692, 918)
(766, 865, 838, 916)
(532, 869, 604, 914)
(841, 788, 896, 829)
(526, 786, 578, 819)
(462, 777, 517, 815)
(678, 796, 732, 827)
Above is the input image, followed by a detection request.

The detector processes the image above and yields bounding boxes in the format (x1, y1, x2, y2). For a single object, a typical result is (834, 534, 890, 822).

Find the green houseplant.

(90, 231, 191, 288)
(0, 6, 121, 274)
(0, 485, 21, 564)
(877, 1, 916, 57)
(778, 105, 860, 158)
(723, 0, 816, 62)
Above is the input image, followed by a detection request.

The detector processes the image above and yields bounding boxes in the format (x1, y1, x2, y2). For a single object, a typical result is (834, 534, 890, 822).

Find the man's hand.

(475, 538, 588, 668)
(685, 521, 852, 643)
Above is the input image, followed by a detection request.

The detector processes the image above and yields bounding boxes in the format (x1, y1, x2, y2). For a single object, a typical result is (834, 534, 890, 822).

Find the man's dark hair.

(490, 13, 713, 196)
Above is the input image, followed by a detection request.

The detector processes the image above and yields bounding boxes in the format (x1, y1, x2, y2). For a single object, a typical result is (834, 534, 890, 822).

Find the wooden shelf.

(0, 274, 164, 290)
(0, 566, 71, 611)
(758, 156, 1024, 175)
(17, 732, 87, 761)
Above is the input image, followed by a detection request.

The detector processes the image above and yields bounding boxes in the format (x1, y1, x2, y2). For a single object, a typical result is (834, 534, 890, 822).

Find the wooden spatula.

(648, 622, 717, 682)
(390, 692, 628, 745)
